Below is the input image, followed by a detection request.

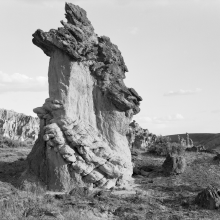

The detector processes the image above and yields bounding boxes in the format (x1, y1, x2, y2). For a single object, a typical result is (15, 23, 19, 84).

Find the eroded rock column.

(27, 3, 142, 191)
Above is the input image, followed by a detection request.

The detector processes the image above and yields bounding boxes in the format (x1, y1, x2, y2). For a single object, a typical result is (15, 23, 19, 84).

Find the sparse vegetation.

(0, 135, 33, 148)
(0, 183, 99, 220)
(148, 135, 185, 156)
(1, 132, 220, 219)
(1, 139, 220, 219)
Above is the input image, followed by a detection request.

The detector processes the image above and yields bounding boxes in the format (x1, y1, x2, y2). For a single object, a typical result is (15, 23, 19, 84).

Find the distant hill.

(201, 133, 220, 150)
(166, 133, 217, 144)
(166, 133, 220, 151)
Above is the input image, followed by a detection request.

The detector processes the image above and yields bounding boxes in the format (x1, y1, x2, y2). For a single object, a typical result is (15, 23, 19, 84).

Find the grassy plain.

(1, 137, 220, 219)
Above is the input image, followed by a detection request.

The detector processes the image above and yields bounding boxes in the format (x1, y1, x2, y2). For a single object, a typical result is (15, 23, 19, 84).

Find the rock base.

(195, 186, 220, 209)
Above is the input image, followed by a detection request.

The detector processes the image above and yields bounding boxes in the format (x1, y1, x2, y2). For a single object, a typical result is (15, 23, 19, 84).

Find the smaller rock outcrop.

(186, 133, 193, 147)
(162, 147, 186, 175)
(185, 145, 206, 152)
(126, 120, 155, 149)
(179, 133, 193, 148)
(195, 186, 220, 209)
(0, 109, 39, 141)
(180, 137, 186, 147)
(213, 153, 220, 161)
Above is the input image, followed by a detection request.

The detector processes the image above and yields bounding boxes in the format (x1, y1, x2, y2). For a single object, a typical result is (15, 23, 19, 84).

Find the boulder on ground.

(162, 154, 186, 175)
(195, 186, 220, 209)
(213, 154, 220, 161)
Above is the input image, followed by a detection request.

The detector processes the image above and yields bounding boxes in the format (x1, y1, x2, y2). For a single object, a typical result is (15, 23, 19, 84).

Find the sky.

(0, 0, 219, 135)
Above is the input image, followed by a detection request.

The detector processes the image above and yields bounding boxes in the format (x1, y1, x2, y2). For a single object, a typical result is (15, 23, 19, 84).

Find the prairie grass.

(0, 183, 50, 220)
(0, 135, 33, 149)
(2, 138, 220, 219)
(0, 182, 112, 220)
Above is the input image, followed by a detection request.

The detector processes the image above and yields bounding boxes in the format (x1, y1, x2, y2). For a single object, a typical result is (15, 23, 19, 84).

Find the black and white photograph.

(0, 0, 220, 219)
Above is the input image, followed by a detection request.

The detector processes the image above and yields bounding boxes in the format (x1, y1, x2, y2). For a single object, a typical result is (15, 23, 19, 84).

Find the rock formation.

(186, 132, 193, 147)
(180, 137, 186, 147)
(178, 133, 193, 148)
(213, 153, 220, 160)
(126, 120, 153, 149)
(195, 186, 220, 209)
(177, 135, 181, 143)
(0, 109, 39, 141)
(162, 147, 186, 175)
(27, 3, 142, 191)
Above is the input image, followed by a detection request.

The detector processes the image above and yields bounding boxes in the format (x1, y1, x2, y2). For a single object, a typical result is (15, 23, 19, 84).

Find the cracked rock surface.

(0, 109, 39, 141)
(28, 3, 142, 191)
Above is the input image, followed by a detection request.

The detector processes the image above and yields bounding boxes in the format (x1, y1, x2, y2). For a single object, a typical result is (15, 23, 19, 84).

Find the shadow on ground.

(0, 158, 27, 188)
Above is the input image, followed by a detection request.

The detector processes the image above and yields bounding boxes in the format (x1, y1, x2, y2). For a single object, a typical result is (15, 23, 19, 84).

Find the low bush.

(148, 135, 185, 156)
(0, 135, 32, 148)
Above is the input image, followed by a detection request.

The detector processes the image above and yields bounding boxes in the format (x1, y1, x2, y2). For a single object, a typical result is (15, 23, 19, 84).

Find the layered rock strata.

(28, 3, 142, 191)
(0, 109, 39, 141)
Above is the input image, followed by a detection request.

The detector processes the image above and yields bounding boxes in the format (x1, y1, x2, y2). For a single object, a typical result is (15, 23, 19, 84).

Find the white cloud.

(164, 88, 202, 96)
(135, 113, 184, 125)
(0, 72, 32, 83)
(152, 113, 184, 124)
(130, 27, 139, 35)
(0, 71, 47, 93)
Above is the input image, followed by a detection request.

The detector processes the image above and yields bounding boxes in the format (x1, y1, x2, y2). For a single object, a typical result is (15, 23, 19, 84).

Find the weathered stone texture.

(126, 120, 154, 149)
(195, 186, 220, 209)
(162, 154, 186, 175)
(0, 109, 39, 141)
(28, 3, 142, 191)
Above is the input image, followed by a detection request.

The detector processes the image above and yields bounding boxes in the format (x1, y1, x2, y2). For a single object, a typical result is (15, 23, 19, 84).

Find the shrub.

(0, 135, 32, 148)
(148, 135, 185, 156)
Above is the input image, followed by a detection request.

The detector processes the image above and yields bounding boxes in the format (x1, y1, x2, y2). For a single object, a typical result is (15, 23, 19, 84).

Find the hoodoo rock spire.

(28, 3, 142, 191)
